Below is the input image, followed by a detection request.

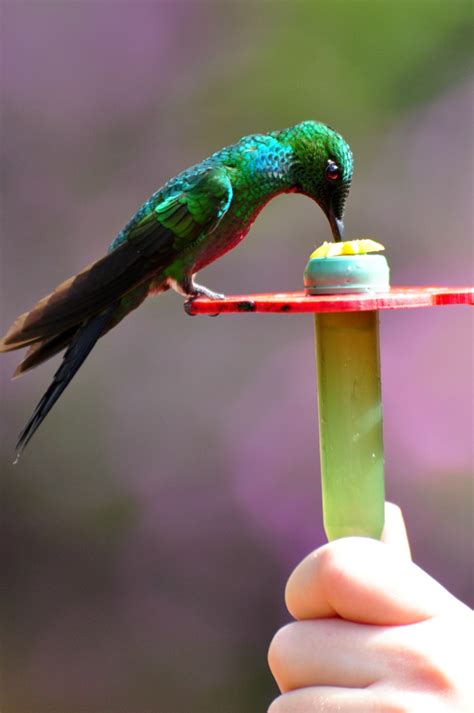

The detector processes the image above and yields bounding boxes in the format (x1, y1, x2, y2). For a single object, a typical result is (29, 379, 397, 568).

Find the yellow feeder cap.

(310, 239, 385, 259)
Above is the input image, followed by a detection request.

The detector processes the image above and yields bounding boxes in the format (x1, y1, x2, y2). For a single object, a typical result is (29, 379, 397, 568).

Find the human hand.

(268, 504, 473, 712)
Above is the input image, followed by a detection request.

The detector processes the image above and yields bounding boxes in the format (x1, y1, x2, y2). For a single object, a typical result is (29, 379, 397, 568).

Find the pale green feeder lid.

(304, 241, 390, 295)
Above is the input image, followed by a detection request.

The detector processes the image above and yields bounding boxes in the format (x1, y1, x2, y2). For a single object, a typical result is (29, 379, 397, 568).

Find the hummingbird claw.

(184, 286, 225, 317)
(184, 298, 197, 316)
(184, 297, 223, 317)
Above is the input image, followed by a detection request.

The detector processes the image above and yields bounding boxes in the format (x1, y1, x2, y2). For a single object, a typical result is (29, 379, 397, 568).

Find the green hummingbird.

(1, 120, 353, 458)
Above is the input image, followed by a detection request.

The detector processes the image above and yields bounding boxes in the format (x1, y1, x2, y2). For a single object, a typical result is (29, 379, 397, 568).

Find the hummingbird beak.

(327, 207, 345, 242)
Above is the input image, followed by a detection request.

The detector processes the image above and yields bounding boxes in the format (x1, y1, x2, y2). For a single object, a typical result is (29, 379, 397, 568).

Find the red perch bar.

(188, 286, 474, 315)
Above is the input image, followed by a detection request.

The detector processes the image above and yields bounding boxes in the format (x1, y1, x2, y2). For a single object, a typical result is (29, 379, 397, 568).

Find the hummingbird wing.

(3, 167, 233, 458)
(0, 167, 233, 353)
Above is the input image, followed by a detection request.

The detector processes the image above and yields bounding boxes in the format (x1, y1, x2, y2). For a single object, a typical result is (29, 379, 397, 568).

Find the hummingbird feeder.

(188, 241, 473, 542)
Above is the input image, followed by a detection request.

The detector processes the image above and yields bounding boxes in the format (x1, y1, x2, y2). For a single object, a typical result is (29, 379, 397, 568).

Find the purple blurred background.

(1, 2, 473, 711)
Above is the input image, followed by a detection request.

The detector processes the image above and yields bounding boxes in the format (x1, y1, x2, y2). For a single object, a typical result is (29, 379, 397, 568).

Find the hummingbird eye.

(325, 160, 340, 182)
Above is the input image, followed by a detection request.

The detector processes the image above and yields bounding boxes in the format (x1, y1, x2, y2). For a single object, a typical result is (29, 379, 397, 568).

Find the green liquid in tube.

(315, 311, 385, 541)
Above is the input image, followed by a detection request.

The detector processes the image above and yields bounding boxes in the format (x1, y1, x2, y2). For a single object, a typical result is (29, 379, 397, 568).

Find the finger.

(268, 619, 387, 692)
(381, 502, 411, 559)
(285, 536, 462, 625)
(268, 686, 387, 713)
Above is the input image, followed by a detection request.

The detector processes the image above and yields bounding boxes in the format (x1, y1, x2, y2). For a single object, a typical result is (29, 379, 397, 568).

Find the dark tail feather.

(13, 327, 78, 378)
(14, 303, 118, 462)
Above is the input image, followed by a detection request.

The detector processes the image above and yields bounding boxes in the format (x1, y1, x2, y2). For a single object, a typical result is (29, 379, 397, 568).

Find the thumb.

(285, 503, 467, 625)
(381, 502, 412, 560)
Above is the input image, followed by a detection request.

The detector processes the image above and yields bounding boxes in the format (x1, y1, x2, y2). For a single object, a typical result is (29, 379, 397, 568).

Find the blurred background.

(1, 2, 473, 711)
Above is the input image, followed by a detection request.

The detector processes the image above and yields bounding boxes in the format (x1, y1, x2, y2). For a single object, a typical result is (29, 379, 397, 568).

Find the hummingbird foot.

(169, 275, 225, 316)
(183, 283, 225, 317)
(189, 283, 225, 301)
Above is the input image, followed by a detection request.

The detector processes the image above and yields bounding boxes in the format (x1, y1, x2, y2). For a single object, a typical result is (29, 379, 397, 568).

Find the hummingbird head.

(280, 121, 353, 241)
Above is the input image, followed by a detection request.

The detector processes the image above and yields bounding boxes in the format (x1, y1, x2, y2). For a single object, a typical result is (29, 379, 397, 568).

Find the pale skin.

(268, 504, 473, 712)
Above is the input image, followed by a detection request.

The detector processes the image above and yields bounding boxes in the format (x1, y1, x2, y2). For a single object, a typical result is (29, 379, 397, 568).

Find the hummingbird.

(1, 120, 353, 459)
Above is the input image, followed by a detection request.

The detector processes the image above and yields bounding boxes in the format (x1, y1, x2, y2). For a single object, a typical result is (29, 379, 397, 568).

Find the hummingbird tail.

(12, 328, 78, 378)
(0, 219, 177, 355)
(14, 303, 118, 461)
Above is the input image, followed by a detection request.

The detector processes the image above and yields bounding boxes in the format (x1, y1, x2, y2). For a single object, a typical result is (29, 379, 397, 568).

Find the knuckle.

(405, 645, 454, 693)
(317, 541, 351, 589)
(370, 688, 423, 713)
(267, 623, 295, 674)
(385, 634, 459, 698)
(267, 696, 288, 713)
